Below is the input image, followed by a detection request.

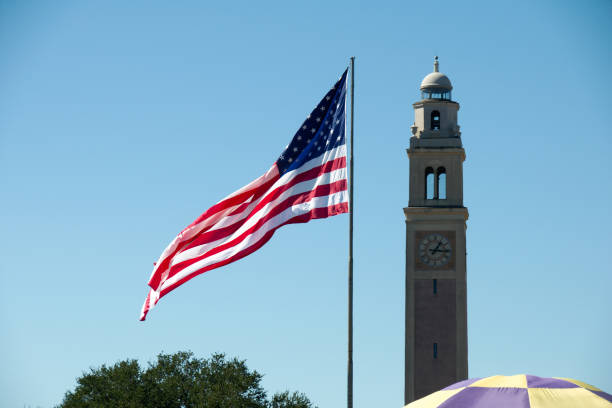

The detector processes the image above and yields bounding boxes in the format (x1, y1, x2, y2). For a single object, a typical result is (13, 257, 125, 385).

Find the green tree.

(57, 351, 316, 408)
(59, 360, 144, 408)
(269, 391, 316, 408)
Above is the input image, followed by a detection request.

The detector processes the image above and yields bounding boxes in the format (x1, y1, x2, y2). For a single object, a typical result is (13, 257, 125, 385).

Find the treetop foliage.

(57, 351, 316, 408)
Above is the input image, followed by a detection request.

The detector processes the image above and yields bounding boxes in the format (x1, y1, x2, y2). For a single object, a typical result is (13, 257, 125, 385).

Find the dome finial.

(420, 57, 453, 93)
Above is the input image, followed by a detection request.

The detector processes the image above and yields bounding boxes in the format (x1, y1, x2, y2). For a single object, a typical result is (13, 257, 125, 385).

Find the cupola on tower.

(404, 57, 469, 404)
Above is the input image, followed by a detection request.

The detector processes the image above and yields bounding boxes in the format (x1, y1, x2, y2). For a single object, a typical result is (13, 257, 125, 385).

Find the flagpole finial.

(434, 56, 439, 72)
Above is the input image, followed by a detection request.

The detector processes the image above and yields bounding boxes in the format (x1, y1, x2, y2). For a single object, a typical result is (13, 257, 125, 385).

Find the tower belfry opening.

(431, 111, 440, 130)
(404, 58, 469, 404)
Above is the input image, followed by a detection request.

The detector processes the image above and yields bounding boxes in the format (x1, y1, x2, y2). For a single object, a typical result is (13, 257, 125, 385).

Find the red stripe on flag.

(189, 175, 279, 229)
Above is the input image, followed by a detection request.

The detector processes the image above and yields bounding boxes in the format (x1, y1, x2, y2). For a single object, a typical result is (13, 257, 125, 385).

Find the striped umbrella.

(406, 375, 612, 408)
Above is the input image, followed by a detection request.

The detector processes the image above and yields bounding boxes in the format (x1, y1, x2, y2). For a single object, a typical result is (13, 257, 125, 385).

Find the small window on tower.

(433, 343, 438, 359)
(425, 167, 434, 199)
(437, 167, 446, 200)
(431, 111, 440, 130)
(433, 279, 438, 294)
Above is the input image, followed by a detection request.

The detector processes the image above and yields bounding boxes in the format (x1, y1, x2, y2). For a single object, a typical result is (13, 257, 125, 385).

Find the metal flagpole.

(348, 56, 355, 408)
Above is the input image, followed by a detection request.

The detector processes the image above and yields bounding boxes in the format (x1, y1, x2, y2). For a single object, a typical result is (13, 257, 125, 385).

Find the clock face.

(418, 233, 452, 267)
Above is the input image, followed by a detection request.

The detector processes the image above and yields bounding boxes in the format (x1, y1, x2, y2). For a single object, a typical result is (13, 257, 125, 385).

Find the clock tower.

(404, 57, 468, 404)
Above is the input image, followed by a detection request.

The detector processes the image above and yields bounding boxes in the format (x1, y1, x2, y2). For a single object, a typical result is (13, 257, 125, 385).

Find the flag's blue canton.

(276, 69, 348, 175)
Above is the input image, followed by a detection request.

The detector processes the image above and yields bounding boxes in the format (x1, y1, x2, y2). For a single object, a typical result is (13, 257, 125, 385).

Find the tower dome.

(420, 57, 453, 100)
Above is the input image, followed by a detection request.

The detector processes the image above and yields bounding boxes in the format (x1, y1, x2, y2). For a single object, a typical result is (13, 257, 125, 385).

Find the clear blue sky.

(1, 1, 611, 407)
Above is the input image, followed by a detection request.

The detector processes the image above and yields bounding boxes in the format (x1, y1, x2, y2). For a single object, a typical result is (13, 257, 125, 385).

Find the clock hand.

(429, 242, 442, 255)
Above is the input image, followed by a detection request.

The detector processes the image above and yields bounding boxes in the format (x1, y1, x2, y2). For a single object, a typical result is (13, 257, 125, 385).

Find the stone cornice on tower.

(403, 207, 469, 222)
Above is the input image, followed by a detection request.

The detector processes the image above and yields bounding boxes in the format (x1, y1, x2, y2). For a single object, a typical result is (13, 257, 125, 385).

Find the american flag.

(140, 70, 349, 320)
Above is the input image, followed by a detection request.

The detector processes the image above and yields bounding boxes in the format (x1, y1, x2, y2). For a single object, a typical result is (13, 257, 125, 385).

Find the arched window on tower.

(431, 110, 440, 130)
(425, 167, 434, 199)
(437, 167, 446, 199)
